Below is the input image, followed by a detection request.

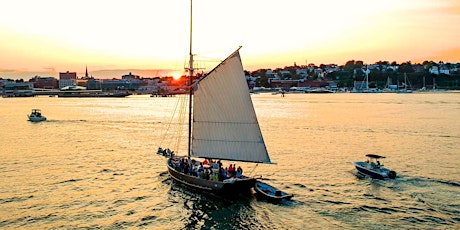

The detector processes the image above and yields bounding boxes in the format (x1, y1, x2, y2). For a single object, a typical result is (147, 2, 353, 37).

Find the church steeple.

(85, 65, 89, 78)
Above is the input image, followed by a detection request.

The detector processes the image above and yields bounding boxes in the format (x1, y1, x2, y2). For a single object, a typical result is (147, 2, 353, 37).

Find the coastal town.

(1, 60, 459, 97)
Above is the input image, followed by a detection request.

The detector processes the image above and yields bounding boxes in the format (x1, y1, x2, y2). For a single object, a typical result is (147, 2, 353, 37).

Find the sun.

(172, 72, 181, 80)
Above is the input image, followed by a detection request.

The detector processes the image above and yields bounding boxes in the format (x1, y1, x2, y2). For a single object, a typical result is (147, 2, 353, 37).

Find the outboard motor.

(388, 171, 397, 179)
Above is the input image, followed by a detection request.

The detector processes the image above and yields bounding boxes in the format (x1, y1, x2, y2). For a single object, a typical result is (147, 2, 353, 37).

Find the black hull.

(167, 163, 256, 196)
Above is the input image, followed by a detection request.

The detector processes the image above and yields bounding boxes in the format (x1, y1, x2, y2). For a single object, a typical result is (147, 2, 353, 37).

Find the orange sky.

(1, 0, 459, 79)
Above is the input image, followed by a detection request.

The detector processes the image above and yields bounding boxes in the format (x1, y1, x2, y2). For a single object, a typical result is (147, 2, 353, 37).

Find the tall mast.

(187, 0, 194, 159)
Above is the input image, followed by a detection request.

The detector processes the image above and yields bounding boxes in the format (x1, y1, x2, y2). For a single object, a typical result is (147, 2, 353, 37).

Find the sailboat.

(397, 73, 413, 93)
(382, 77, 397, 93)
(160, 0, 272, 195)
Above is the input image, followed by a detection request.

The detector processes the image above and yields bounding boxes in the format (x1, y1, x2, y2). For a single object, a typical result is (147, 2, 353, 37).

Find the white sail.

(191, 50, 271, 163)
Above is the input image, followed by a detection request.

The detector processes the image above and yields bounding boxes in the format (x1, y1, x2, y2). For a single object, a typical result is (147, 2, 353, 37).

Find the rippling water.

(0, 93, 459, 229)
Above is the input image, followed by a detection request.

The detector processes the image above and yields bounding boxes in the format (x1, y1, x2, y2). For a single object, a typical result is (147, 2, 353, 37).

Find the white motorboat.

(28, 109, 46, 122)
(354, 154, 396, 179)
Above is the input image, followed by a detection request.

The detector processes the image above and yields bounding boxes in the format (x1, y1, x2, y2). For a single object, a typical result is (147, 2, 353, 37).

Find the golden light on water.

(0, 93, 459, 228)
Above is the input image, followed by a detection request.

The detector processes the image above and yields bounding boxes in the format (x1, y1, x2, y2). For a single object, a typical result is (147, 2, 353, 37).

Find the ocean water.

(0, 93, 459, 229)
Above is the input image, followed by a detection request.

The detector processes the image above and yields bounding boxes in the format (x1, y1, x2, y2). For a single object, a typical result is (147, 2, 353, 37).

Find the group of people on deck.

(168, 156, 243, 182)
(157, 147, 174, 157)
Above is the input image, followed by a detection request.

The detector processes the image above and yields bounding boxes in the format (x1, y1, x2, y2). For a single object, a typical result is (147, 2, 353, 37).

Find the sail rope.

(156, 96, 182, 151)
(247, 163, 260, 178)
(154, 94, 189, 156)
(174, 94, 189, 156)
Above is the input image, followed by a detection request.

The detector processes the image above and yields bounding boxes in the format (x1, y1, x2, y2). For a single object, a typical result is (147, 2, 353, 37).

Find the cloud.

(42, 66, 56, 72)
(0, 68, 56, 79)
(0, 69, 17, 74)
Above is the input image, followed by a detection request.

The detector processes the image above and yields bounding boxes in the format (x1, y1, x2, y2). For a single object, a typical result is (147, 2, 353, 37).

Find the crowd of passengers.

(168, 157, 243, 182)
(158, 147, 174, 157)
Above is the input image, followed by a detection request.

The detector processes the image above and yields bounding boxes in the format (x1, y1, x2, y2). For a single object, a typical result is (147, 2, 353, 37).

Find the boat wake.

(351, 170, 459, 189)
(45, 119, 88, 123)
(401, 176, 460, 187)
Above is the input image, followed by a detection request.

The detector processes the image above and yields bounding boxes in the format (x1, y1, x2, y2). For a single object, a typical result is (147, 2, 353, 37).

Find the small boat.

(304, 88, 334, 94)
(57, 91, 131, 97)
(254, 181, 293, 202)
(28, 109, 46, 122)
(354, 154, 397, 179)
(396, 73, 413, 94)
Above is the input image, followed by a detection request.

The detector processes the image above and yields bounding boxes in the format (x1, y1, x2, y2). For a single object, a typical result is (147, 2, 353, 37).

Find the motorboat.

(354, 154, 396, 179)
(254, 180, 293, 202)
(28, 109, 46, 122)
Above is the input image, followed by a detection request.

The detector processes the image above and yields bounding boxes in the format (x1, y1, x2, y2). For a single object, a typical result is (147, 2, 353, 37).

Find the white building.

(59, 71, 77, 89)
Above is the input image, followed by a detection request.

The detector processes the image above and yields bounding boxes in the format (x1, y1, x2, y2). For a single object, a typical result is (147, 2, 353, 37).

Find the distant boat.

(382, 77, 397, 93)
(397, 73, 413, 94)
(160, 0, 272, 196)
(354, 154, 397, 179)
(351, 66, 379, 93)
(304, 88, 334, 94)
(254, 181, 293, 202)
(58, 91, 131, 97)
(28, 109, 46, 122)
(56, 85, 131, 97)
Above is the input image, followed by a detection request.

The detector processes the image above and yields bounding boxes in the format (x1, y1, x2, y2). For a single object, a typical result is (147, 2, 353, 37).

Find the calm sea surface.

(0, 93, 459, 229)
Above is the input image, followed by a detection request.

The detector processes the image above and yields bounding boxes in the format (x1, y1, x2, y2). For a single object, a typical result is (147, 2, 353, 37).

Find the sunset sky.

(1, 0, 459, 79)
